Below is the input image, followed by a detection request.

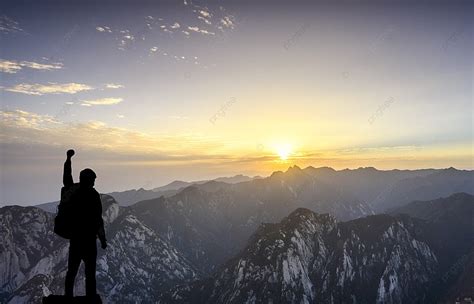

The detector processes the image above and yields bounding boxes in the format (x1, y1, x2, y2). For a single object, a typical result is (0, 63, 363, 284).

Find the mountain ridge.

(159, 194, 473, 303)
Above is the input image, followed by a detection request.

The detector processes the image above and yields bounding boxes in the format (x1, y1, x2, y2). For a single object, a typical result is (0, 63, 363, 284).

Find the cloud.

(0, 59, 63, 74)
(0, 109, 226, 158)
(198, 16, 212, 25)
(118, 31, 135, 50)
(0, 60, 21, 73)
(93, 5, 237, 53)
(197, 10, 211, 18)
(187, 26, 215, 35)
(81, 97, 123, 106)
(4, 83, 93, 95)
(0, 15, 25, 34)
(20, 61, 63, 71)
(105, 83, 124, 89)
(220, 16, 235, 29)
(0, 109, 59, 129)
(96, 26, 112, 33)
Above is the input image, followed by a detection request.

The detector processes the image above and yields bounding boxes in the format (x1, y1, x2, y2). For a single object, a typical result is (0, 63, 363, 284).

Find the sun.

(275, 144, 292, 161)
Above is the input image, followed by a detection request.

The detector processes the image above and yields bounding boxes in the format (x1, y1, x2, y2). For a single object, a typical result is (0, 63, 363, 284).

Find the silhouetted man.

(63, 149, 107, 298)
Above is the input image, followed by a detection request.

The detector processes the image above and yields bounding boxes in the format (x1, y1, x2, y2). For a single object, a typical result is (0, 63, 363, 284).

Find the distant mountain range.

(36, 174, 260, 210)
(159, 193, 473, 303)
(2, 166, 473, 303)
(152, 174, 260, 192)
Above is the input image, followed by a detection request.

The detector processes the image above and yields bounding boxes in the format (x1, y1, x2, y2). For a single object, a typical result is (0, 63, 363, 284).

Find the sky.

(0, 0, 472, 205)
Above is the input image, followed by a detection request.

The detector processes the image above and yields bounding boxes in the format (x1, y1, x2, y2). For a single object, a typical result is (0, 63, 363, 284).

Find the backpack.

(54, 183, 80, 239)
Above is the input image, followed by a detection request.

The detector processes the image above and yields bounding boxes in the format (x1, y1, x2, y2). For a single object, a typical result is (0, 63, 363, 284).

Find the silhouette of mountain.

(303, 166, 473, 212)
(34, 167, 473, 213)
(389, 192, 473, 221)
(159, 194, 472, 303)
(106, 188, 166, 206)
(151, 175, 257, 193)
(5, 168, 473, 303)
(370, 168, 473, 212)
(130, 165, 373, 275)
(214, 174, 260, 184)
(152, 180, 192, 192)
(35, 175, 258, 210)
(33, 167, 473, 279)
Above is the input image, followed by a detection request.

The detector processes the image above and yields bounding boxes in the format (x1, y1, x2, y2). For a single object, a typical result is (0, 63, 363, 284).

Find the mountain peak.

(304, 166, 336, 174)
(180, 185, 199, 193)
(286, 165, 302, 172)
(357, 166, 379, 172)
(270, 170, 284, 178)
(287, 207, 314, 218)
(283, 208, 336, 229)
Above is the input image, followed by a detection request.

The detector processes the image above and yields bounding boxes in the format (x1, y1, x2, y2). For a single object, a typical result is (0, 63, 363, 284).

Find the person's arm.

(63, 149, 75, 187)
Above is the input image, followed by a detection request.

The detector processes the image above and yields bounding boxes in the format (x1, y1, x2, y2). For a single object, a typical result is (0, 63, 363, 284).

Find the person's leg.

(65, 240, 81, 296)
(84, 238, 98, 296)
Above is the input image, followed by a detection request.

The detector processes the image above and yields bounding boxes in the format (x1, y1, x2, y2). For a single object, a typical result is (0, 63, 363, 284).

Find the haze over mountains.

(34, 166, 474, 212)
(1, 166, 473, 303)
(161, 193, 473, 303)
(35, 174, 260, 211)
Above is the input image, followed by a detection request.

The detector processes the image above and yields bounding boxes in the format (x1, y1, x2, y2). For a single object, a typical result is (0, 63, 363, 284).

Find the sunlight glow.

(276, 144, 292, 161)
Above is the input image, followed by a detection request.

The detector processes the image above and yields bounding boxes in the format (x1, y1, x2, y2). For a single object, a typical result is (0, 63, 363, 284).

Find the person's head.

(79, 168, 96, 188)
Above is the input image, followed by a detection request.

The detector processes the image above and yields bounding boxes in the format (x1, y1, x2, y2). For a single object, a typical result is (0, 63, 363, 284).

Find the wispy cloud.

(105, 83, 124, 89)
(93, 4, 237, 54)
(198, 16, 212, 25)
(197, 10, 211, 18)
(0, 15, 25, 34)
(118, 30, 135, 50)
(194, 9, 212, 25)
(0, 109, 59, 129)
(96, 26, 112, 33)
(0, 59, 63, 74)
(81, 97, 123, 106)
(96, 25, 135, 50)
(220, 16, 235, 29)
(187, 26, 215, 35)
(0, 109, 226, 159)
(4, 83, 93, 95)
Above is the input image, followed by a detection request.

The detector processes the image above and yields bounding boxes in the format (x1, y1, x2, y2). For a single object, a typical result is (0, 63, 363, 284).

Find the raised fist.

(67, 149, 75, 158)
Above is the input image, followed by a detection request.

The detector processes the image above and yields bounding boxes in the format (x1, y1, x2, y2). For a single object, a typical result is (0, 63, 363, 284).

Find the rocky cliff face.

(160, 202, 472, 304)
(131, 165, 374, 275)
(2, 186, 472, 303)
(1, 195, 198, 304)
